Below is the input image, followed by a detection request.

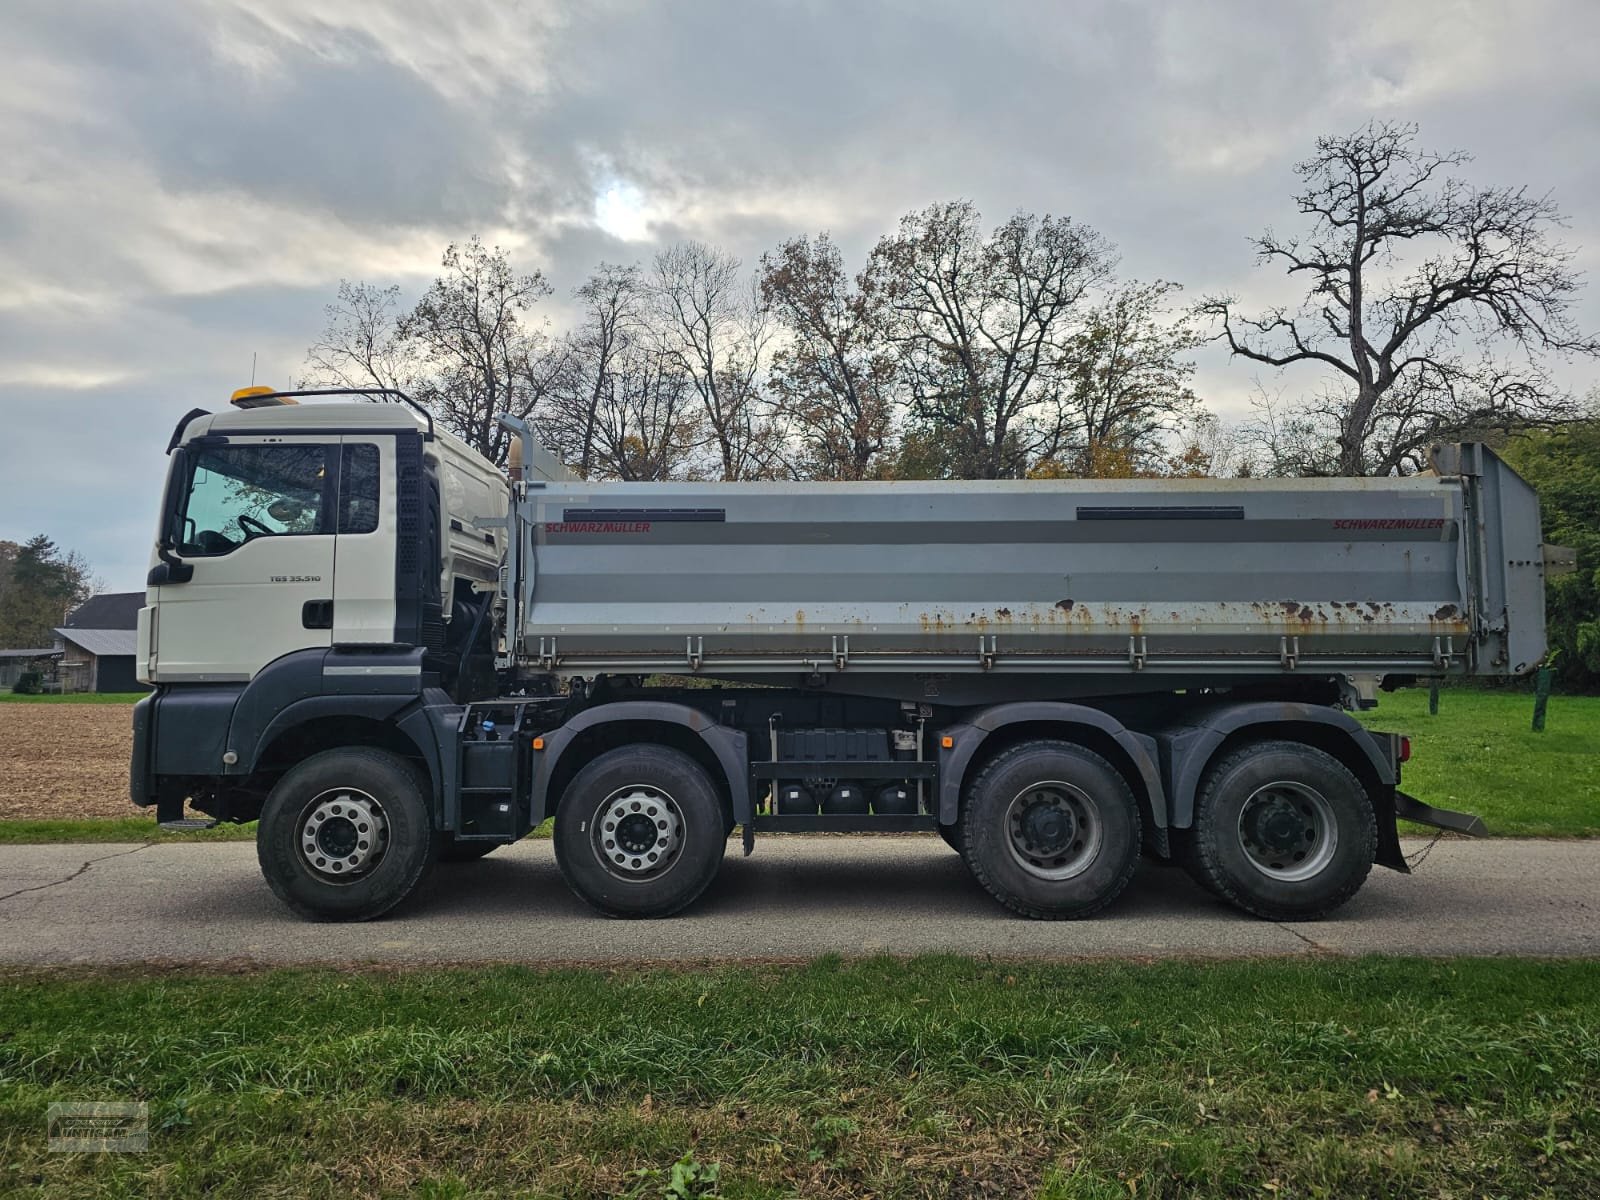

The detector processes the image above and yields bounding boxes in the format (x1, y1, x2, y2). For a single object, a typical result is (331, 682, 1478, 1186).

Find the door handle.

(302, 599, 334, 630)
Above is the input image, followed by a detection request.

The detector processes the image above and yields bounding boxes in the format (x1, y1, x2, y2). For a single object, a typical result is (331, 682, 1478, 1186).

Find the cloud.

(1, 0, 1597, 587)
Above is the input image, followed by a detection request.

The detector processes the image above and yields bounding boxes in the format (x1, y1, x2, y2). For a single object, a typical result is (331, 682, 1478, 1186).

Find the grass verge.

(1, 956, 1596, 1198)
(0, 818, 256, 845)
(0, 693, 149, 704)
(0, 818, 558, 845)
(1359, 687, 1600, 837)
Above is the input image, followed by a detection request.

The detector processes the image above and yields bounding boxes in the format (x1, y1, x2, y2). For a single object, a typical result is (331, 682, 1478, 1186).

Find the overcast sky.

(3, 0, 1597, 590)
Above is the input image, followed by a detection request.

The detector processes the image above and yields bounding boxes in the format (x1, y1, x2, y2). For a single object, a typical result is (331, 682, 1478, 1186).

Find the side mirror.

(151, 447, 195, 585)
(147, 559, 192, 586)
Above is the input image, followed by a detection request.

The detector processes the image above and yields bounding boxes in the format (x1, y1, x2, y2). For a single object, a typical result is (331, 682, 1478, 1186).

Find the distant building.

(0, 646, 59, 690)
(53, 591, 148, 694)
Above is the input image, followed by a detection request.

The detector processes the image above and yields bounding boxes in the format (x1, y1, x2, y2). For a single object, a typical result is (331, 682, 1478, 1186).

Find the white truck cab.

(140, 389, 509, 686)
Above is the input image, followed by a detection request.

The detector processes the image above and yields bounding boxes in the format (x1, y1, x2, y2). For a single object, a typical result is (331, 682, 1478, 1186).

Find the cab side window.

(338, 443, 380, 534)
(180, 444, 330, 556)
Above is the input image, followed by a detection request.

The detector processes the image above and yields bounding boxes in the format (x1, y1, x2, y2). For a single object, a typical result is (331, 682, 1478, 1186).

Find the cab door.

(152, 436, 338, 682)
(329, 436, 399, 645)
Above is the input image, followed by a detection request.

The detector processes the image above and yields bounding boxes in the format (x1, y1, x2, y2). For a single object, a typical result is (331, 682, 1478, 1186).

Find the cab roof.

(193, 402, 425, 438)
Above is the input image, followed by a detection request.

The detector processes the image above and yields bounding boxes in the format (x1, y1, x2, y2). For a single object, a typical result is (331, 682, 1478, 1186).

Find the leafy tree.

(1057, 279, 1203, 475)
(1499, 415, 1600, 691)
(1201, 121, 1597, 475)
(759, 233, 898, 480)
(862, 201, 1113, 479)
(0, 536, 95, 649)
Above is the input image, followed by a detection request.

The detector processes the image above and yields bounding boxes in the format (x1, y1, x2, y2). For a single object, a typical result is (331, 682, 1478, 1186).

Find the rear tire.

(554, 745, 728, 918)
(1191, 740, 1376, 920)
(960, 740, 1141, 920)
(257, 748, 436, 922)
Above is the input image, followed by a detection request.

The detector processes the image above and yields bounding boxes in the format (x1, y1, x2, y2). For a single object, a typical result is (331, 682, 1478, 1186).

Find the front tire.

(960, 740, 1141, 920)
(553, 745, 728, 918)
(257, 748, 436, 922)
(1191, 740, 1376, 920)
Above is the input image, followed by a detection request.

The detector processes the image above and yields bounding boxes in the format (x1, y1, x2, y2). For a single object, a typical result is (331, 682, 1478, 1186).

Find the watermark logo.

(47, 1102, 148, 1153)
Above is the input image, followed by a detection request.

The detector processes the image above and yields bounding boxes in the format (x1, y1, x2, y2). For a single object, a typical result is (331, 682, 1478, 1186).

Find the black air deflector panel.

(562, 508, 726, 522)
(1076, 505, 1245, 521)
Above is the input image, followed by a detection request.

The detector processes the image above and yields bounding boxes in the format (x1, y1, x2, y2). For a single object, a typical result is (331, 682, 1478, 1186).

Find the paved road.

(0, 836, 1595, 965)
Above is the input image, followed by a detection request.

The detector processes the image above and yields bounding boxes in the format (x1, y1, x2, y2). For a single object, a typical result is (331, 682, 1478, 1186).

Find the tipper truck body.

(131, 388, 1564, 922)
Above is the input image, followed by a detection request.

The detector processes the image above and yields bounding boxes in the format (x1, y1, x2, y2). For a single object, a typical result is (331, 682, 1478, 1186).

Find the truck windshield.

(178, 444, 329, 555)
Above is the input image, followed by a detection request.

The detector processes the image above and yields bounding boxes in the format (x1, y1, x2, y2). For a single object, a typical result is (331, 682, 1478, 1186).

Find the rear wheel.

(960, 740, 1141, 919)
(1191, 740, 1376, 920)
(257, 748, 436, 922)
(554, 745, 728, 918)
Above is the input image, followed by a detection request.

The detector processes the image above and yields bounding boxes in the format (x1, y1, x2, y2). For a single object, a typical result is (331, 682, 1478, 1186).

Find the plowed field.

(0, 703, 135, 819)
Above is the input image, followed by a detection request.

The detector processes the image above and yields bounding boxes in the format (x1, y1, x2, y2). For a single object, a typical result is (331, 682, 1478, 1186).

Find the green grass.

(1361, 687, 1600, 837)
(0, 817, 557, 845)
(0, 957, 1595, 1198)
(0, 692, 149, 704)
(0, 818, 256, 845)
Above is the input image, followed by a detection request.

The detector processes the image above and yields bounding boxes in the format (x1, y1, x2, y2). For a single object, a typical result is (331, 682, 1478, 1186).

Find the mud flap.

(1377, 790, 1488, 872)
(1394, 791, 1488, 837)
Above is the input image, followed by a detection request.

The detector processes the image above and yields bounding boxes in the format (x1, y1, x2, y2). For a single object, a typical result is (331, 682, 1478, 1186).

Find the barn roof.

(64, 592, 143, 631)
(54, 628, 138, 657)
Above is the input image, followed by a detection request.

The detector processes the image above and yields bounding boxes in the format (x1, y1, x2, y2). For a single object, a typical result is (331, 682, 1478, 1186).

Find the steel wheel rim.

(297, 787, 389, 883)
(1236, 781, 1338, 882)
(592, 784, 684, 882)
(1003, 781, 1103, 881)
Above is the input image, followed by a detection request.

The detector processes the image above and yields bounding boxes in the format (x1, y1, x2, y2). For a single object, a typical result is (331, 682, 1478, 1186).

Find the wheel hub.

(299, 789, 387, 880)
(594, 786, 682, 879)
(1246, 796, 1306, 853)
(1236, 782, 1338, 882)
(1004, 783, 1103, 881)
(1019, 802, 1076, 856)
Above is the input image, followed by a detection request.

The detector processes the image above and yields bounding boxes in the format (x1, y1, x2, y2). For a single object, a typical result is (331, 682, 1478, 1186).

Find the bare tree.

(398, 237, 555, 465)
(543, 264, 646, 478)
(587, 344, 707, 481)
(1056, 279, 1203, 474)
(651, 241, 777, 481)
(862, 201, 1114, 479)
(1234, 382, 1343, 477)
(301, 281, 418, 394)
(759, 233, 898, 480)
(1200, 121, 1598, 475)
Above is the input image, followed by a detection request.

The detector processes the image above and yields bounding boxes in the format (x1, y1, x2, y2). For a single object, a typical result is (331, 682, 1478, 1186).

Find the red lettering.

(544, 521, 651, 534)
(1331, 518, 1446, 531)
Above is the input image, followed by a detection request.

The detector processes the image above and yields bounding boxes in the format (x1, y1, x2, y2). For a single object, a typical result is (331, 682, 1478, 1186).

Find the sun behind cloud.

(594, 181, 653, 241)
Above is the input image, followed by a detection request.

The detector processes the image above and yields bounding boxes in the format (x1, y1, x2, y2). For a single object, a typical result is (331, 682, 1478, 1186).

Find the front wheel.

(553, 745, 728, 918)
(257, 748, 436, 921)
(960, 740, 1141, 919)
(1190, 740, 1376, 920)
